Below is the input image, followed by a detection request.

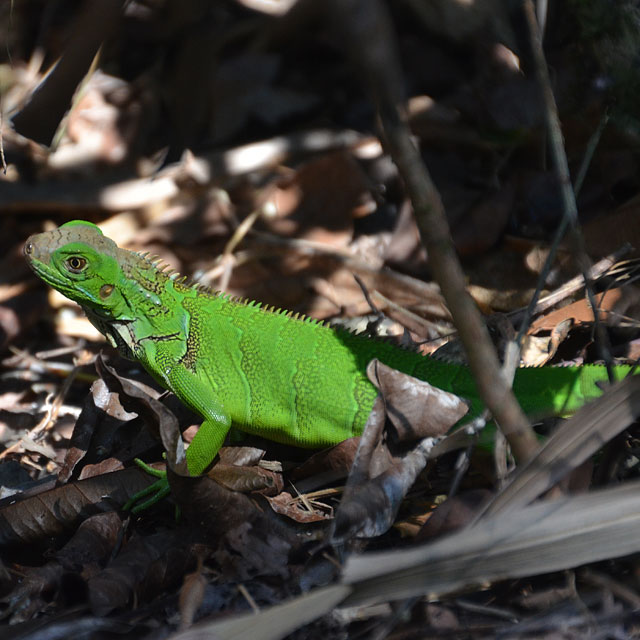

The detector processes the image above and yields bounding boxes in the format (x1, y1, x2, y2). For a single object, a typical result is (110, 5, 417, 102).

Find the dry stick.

(521, 0, 615, 380)
(512, 113, 610, 347)
(331, 0, 538, 462)
(0, 110, 6, 174)
(505, 32, 610, 382)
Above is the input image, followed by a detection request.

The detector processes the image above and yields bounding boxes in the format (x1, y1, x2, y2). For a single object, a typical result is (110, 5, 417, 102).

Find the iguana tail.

(512, 363, 632, 417)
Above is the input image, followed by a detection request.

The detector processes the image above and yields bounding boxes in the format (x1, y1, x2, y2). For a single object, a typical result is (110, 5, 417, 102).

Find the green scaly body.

(24, 221, 631, 479)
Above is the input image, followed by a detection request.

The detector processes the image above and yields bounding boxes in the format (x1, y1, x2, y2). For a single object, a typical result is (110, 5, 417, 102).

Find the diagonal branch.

(330, 0, 538, 462)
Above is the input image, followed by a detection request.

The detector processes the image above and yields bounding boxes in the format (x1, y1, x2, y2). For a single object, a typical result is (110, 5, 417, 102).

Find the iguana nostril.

(24, 241, 33, 255)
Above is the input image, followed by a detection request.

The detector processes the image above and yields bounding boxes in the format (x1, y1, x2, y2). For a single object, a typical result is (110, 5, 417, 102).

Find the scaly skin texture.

(24, 221, 631, 479)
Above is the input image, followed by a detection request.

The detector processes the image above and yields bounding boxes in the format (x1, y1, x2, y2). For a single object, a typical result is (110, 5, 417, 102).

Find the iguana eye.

(65, 256, 87, 273)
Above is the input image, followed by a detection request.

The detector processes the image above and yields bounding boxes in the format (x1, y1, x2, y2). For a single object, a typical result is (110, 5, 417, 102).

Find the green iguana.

(24, 221, 631, 508)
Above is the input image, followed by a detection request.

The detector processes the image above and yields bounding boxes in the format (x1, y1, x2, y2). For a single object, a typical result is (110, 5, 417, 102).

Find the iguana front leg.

(126, 370, 232, 512)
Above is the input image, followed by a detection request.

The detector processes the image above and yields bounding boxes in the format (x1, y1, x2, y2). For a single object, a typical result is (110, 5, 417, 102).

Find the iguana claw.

(123, 458, 171, 512)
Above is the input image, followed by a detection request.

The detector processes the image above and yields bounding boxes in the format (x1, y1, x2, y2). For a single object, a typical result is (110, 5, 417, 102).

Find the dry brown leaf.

(0, 468, 154, 547)
(265, 491, 332, 523)
(521, 318, 572, 366)
(331, 360, 468, 542)
(58, 377, 138, 483)
(368, 359, 469, 441)
(89, 530, 198, 616)
(530, 289, 625, 332)
(207, 463, 282, 496)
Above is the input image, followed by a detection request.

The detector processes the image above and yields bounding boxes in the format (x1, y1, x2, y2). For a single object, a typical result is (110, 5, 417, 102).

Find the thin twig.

(513, 113, 610, 349)
(331, 0, 538, 462)
(521, 0, 615, 380)
(0, 110, 6, 174)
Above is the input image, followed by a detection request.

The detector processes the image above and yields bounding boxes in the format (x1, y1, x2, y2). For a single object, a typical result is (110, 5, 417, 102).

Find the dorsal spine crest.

(129, 250, 342, 333)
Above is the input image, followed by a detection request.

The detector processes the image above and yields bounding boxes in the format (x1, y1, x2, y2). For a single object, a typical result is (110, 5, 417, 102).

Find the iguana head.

(24, 220, 134, 321)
